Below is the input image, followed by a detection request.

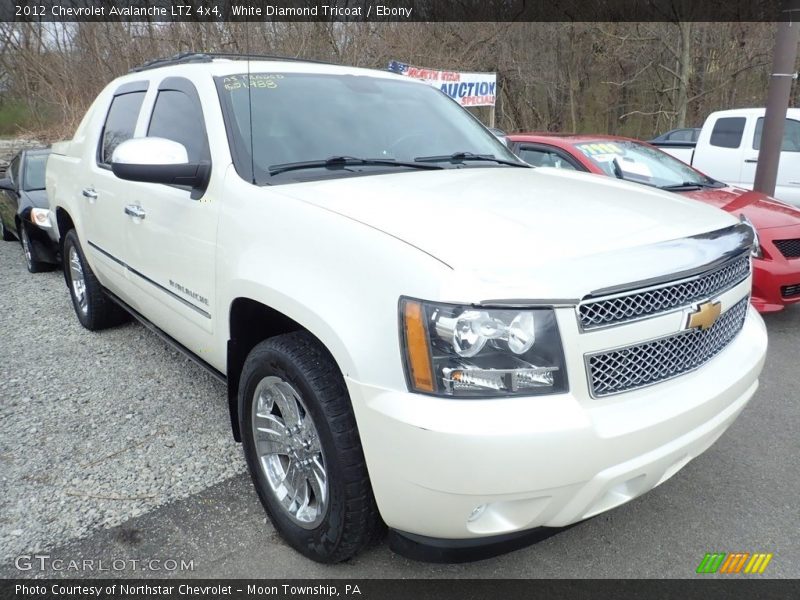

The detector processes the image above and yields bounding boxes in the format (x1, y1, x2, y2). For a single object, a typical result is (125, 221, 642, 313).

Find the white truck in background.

(652, 108, 800, 207)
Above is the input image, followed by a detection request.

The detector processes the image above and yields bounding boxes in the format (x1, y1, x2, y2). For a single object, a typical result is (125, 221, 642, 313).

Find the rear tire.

(63, 229, 127, 330)
(239, 331, 383, 563)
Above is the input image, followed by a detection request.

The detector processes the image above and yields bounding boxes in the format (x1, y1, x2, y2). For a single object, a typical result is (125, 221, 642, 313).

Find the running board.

(103, 289, 227, 385)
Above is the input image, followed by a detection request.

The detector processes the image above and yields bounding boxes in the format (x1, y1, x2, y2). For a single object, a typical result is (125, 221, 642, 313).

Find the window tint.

(709, 117, 746, 149)
(217, 72, 517, 184)
(23, 153, 48, 191)
(576, 140, 718, 189)
(147, 90, 208, 161)
(100, 91, 146, 165)
(752, 118, 800, 152)
(667, 129, 693, 142)
(519, 147, 577, 170)
(8, 155, 21, 185)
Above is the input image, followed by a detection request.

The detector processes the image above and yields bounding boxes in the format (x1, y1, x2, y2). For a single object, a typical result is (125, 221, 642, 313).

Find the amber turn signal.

(401, 299, 435, 393)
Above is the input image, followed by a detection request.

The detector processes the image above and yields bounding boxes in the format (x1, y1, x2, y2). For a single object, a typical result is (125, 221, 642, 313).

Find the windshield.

(216, 72, 521, 184)
(575, 140, 721, 189)
(23, 152, 48, 191)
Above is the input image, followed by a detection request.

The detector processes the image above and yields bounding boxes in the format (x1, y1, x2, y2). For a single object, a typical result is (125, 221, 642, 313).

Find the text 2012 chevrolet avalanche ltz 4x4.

(46, 54, 767, 563)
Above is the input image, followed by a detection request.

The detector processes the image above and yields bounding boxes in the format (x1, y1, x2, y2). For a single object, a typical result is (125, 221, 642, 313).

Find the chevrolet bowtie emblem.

(687, 301, 722, 331)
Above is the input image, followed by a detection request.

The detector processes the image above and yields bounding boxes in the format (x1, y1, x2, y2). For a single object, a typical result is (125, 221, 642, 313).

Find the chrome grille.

(578, 254, 750, 329)
(587, 298, 749, 397)
(774, 239, 800, 259)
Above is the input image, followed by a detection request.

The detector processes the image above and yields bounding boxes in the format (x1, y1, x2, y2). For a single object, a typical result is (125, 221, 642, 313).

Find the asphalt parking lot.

(1, 239, 798, 578)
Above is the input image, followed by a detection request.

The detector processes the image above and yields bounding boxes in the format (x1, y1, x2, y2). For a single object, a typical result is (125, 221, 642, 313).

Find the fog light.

(467, 504, 487, 523)
(444, 366, 558, 393)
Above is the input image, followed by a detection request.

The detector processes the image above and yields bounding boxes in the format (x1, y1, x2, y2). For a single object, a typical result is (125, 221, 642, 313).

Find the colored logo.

(696, 552, 773, 574)
(686, 301, 722, 331)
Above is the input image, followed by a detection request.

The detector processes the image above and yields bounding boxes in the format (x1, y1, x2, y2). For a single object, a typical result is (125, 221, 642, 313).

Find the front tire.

(62, 229, 127, 330)
(20, 224, 50, 273)
(239, 331, 382, 563)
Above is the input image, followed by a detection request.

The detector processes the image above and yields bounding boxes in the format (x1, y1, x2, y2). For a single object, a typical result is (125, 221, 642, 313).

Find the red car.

(507, 133, 800, 313)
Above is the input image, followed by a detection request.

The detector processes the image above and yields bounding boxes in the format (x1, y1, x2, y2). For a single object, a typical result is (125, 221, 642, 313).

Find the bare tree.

(0, 22, 785, 142)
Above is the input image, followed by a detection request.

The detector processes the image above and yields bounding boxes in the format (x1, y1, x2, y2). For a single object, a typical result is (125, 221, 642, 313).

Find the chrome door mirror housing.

(111, 137, 209, 195)
(113, 137, 189, 165)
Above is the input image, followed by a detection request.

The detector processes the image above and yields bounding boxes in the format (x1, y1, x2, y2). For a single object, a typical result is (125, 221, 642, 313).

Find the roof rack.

(130, 52, 339, 73)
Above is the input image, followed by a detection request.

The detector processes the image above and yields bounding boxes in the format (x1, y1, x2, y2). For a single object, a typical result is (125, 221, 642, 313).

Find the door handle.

(124, 205, 146, 220)
(744, 158, 759, 163)
(82, 187, 98, 200)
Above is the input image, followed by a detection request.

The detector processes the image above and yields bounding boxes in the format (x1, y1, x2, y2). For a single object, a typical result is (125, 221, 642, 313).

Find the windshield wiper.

(268, 156, 444, 176)
(659, 181, 707, 191)
(414, 152, 527, 167)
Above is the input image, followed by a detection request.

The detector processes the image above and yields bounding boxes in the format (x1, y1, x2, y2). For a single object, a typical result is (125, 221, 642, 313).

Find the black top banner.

(3, 0, 800, 22)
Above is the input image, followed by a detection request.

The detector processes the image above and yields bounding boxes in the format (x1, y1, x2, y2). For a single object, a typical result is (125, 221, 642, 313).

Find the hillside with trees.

(0, 22, 795, 141)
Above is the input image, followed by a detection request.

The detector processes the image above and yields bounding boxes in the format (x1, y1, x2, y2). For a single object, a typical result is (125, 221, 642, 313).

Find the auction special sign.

(388, 60, 497, 107)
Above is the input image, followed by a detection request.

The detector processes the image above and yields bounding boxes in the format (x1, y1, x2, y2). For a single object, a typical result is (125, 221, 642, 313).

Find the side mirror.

(0, 177, 14, 191)
(111, 137, 209, 194)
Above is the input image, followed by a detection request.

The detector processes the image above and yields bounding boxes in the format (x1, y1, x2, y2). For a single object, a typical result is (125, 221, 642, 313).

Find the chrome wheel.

(68, 245, 88, 315)
(21, 228, 32, 269)
(251, 375, 327, 529)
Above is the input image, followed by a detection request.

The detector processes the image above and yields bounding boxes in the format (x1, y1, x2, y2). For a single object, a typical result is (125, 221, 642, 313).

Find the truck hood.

(275, 167, 740, 299)
(679, 185, 800, 230)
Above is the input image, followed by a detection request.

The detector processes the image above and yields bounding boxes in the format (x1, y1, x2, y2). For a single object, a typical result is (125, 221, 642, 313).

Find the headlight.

(739, 214, 762, 258)
(400, 298, 568, 397)
(30, 208, 52, 229)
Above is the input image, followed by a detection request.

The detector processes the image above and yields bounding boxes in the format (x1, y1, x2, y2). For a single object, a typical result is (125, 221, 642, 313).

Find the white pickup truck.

(653, 108, 800, 206)
(46, 54, 767, 563)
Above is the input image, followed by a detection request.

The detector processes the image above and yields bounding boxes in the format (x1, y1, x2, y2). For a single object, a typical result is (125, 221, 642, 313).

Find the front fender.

(216, 174, 452, 391)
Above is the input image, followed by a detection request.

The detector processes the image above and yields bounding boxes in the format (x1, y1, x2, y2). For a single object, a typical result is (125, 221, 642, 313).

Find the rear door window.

(709, 117, 746, 149)
(98, 91, 146, 166)
(752, 117, 800, 152)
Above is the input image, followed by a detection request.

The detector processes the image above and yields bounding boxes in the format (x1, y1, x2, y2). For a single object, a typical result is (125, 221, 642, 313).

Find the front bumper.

(752, 227, 800, 312)
(752, 257, 800, 312)
(19, 207, 60, 264)
(347, 307, 767, 541)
